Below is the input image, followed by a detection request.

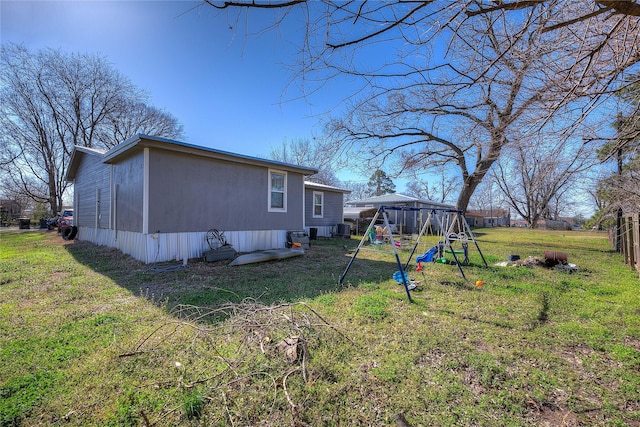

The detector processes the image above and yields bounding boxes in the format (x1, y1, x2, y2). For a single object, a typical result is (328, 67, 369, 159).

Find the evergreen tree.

(367, 170, 396, 196)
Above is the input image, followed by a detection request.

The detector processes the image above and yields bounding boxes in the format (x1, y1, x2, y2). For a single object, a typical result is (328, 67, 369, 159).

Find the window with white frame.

(313, 191, 324, 218)
(268, 170, 287, 212)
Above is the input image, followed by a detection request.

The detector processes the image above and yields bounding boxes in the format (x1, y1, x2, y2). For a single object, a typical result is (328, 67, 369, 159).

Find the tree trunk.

(49, 192, 59, 215)
(616, 207, 623, 252)
(615, 147, 623, 252)
(456, 147, 501, 213)
(456, 174, 483, 213)
(48, 166, 62, 214)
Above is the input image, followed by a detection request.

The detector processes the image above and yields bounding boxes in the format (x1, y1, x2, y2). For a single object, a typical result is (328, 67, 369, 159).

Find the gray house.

(65, 135, 319, 263)
(304, 181, 350, 238)
(466, 209, 511, 227)
(345, 193, 454, 234)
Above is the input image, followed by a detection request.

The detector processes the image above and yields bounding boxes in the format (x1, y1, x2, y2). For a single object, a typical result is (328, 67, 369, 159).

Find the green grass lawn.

(1, 228, 638, 426)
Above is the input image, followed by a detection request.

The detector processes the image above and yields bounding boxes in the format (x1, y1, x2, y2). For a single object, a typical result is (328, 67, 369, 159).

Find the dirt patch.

(536, 407, 580, 427)
(625, 336, 640, 351)
(560, 344, 594, 369)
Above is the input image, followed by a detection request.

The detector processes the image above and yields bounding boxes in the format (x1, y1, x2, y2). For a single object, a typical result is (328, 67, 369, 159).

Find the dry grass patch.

(1, 228, 639, 426)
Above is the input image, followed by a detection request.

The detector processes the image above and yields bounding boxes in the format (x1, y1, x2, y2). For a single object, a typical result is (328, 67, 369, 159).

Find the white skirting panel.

(223, 229, 287, 253)
(80, 227, 116, 247)
(77, 227, 288, 264)
(116, 230, 147, 261)
(145, 231, 207, 264)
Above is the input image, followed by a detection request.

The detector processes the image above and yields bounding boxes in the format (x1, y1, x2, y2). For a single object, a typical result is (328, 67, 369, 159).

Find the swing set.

(338, 206, 488, 302)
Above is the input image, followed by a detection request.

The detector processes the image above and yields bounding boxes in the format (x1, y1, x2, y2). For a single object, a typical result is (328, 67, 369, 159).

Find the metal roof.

(102, 134, 318, 175)
(67, 134, 319, 181)
(304, 181, 351, 193)
(345, 193, 453, 208)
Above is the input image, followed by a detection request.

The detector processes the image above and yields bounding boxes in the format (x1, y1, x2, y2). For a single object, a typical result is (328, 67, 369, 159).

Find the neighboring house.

(344, 193, 454, 234)
(65, 135, 318, 263)
(510, 219, 529, 228)
(0, 199, 21, 226)
(466, 209, 511, 227)
(509, 218, 575, 229)
(304, 181, 350, 238)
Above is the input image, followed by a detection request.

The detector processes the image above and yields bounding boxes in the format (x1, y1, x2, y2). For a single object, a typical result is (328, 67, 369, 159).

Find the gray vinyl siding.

(147, 149, 305, 233)
(66, 136, 318, 262)
(305, 189, 344, 227)
(112, 153, 144, 232)
(72, 152, 110, 229)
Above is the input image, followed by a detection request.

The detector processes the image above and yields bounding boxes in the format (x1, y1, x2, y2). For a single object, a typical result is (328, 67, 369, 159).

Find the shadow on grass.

(65, 236, 405, 312)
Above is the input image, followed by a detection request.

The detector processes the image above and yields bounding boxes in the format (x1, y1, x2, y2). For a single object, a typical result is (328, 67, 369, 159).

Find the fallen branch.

(115, 299, 354, 424)
(220, 391, 235, 427)
(282, 367, 300, 410)
(139, 410, 151, 427)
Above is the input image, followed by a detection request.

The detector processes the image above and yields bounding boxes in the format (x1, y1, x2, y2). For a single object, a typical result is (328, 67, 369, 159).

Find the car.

(59, 208, 73, 229)
(58, 208, 77, 240)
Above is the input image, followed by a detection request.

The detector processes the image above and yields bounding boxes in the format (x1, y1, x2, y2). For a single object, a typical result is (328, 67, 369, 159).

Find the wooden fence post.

(614, 213, 640, 272)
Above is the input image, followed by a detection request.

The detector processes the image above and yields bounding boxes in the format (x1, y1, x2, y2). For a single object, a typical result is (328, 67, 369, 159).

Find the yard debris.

(203, 246, 236, 262)
(276, 336, 304, 363)
(115, 299, 354, 376)
(495, 252, 579, 272)
(555, 263, 578, 273)
(286, 230, 310, 249)
(112, 300, 355, 424)
(204, 229, 236, 261)
(494, 256, 545, 268)
(543, 250, 568, 267)
(516, 256, 547, 267)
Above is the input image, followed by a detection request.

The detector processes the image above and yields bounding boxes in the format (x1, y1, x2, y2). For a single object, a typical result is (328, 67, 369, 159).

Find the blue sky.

(1, 1, 339, 160)
(0, 2, 606, 215)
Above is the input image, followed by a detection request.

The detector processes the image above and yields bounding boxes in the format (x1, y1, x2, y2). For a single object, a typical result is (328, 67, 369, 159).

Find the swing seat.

(416, 246, 438, 263)
(368, 232, 384, 245)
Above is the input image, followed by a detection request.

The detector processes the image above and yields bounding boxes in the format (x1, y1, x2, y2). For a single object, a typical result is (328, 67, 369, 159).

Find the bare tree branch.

(0, 44, 183, 213)
(204, 0, 306, 9)
(203, 0, 640, 213)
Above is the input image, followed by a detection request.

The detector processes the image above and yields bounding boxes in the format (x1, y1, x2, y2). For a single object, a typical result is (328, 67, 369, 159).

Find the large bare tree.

(405, 170, 459, 204)
(0, 44, 183, 214)
(493, 132, 596, 228)
(468, 178, 506, 215)
(268, 137, 340, 186)
(204, 0, 640, 212)
(324, 2, 620, 212)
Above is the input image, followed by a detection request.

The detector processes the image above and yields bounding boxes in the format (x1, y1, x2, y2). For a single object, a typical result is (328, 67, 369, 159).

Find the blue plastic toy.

(393, 270, 408, 284)
(416, 246, 438, 263)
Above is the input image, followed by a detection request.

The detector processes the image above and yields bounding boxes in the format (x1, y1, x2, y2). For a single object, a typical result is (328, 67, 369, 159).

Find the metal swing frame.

(403, 209, 488, 280)
(339, 206, 488, 302)
(339, 206, 414, 302)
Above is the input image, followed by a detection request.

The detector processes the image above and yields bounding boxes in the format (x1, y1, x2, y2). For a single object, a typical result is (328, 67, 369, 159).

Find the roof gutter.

(103, 134, 318, 175)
